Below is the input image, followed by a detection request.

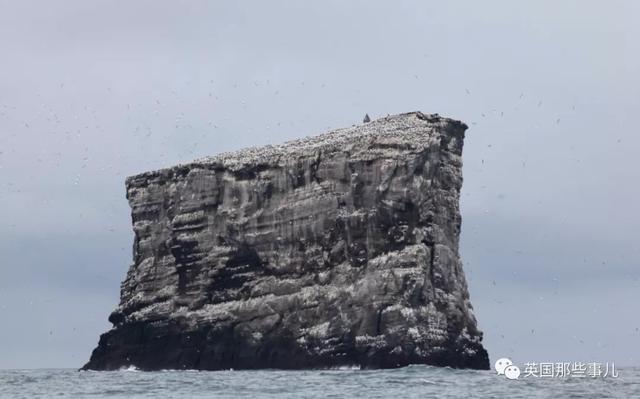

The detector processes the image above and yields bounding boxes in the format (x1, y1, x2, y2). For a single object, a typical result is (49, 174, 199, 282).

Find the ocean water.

(1, 366, 638, 398)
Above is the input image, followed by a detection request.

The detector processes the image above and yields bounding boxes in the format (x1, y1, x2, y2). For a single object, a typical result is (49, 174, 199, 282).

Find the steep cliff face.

(83, 112, 489, 371)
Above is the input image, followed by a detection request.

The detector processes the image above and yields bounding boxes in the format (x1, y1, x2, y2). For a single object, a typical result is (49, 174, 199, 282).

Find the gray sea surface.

(0, 365, 638, 398)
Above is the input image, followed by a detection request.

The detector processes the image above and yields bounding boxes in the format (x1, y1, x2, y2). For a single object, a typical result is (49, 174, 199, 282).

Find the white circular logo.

(494, 357, 513, 375)
(504, 365, 521, 380)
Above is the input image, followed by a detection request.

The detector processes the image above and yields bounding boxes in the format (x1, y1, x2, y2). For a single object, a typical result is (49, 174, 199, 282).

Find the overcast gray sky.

(1, 0, 638, 369)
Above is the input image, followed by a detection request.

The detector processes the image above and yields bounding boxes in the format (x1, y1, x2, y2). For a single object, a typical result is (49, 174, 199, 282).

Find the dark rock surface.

(83, 112, 489, 371)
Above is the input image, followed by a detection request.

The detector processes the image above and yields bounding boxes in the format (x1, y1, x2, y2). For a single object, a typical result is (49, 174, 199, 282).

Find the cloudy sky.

(0, 0, 638, 369)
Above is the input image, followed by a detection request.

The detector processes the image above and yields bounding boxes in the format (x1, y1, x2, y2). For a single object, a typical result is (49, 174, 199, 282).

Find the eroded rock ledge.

(83, 112, 489, 370)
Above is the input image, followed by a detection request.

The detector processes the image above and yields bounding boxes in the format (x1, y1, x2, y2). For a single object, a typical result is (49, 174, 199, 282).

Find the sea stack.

(83, 112, 489, 371)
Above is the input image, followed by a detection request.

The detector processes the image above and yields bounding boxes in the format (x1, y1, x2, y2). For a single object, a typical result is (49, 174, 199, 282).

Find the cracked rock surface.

(83, 112, 489, 370)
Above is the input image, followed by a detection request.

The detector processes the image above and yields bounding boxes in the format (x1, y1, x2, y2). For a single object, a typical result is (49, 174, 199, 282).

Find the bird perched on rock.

(363, 114, 370, 123)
